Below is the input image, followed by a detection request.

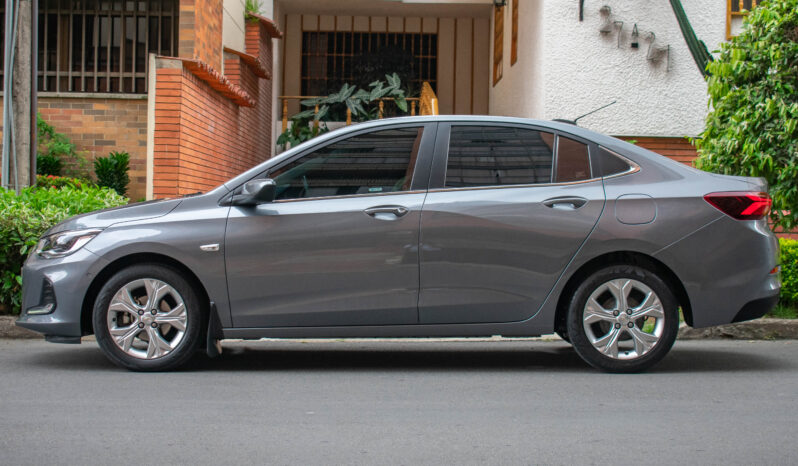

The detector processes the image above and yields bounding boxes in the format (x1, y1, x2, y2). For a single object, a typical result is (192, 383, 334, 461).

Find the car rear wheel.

(566, 265, 678, 373)
(93, 264, 203, 371)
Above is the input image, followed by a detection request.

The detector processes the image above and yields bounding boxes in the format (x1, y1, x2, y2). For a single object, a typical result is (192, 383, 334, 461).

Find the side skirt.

(222, 320, 551, 340)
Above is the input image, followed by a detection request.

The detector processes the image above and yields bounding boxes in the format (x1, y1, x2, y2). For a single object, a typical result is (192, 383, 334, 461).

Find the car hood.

(45, 198, 183, 236)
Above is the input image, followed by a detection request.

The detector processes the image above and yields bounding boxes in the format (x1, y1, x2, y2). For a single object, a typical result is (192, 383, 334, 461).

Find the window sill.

(13, 92, 147, 99)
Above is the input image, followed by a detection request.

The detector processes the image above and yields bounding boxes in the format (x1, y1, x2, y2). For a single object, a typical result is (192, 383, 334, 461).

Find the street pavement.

(1, 338, 797, 465)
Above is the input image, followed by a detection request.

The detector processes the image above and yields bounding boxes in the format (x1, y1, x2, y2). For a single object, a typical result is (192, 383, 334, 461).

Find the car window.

(597, 146, 632, 176)
(555, 136, 591, 182)
(444, 126, 555, 188)
(269, 126, 425, 200)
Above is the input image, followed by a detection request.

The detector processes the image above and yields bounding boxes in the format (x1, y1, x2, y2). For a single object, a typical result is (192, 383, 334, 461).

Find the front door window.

(270, 126, 425, 200)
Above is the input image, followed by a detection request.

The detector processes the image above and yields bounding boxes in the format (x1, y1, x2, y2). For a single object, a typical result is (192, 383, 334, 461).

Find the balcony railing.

(279, 81, 439, 132)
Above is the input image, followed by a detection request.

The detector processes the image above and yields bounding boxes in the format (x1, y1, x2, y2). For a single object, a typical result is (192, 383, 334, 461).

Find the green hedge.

(0, 183, 127, 314)
(36, 174, 91, 190)
(780, 238, 798, 308)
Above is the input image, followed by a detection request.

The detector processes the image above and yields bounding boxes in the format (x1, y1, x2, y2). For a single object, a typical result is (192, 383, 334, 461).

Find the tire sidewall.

(567, 265, 679, 373)
(93, 263, 203, 371)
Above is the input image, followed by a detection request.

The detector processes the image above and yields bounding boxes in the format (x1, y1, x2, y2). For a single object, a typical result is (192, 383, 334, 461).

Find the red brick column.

(150, 10, 280, 199)
(153, 66, 183, 198)
(178, 0, 223, 70)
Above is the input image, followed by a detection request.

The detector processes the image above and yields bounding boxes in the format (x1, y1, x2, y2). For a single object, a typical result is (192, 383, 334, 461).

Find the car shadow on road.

(180, 341, 793, 374)
(24, 340, 794, 374)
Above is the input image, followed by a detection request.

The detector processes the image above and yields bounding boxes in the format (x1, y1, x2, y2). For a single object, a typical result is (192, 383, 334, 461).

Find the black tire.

(566, 265, 678, 373)
(93, 263, 204, 371)
(555, 329, 571, 343)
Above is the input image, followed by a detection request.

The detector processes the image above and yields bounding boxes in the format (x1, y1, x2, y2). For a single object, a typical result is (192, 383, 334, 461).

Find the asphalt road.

(1, 338, 797, 465)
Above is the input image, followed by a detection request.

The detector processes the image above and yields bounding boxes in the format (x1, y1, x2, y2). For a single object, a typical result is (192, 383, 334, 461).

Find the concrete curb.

(0, 315, 40, 339)
(677, 318, 798, 340)
(3, 315, 798, 341)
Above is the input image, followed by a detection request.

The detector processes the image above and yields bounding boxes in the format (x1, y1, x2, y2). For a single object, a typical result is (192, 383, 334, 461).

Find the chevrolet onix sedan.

(17, 116, 780, 372)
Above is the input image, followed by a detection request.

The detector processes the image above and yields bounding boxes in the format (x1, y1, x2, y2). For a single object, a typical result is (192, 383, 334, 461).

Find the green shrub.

(94, 151, 130, 197)
(694, 0, 798, 230)
(36, 154, 62, 176)
(37, 114, 91, 179)
(0, 185, 127, 314)
(244, 0, 263, 20)
(36, 175, 91, 190)
(780, 238, 798, 307)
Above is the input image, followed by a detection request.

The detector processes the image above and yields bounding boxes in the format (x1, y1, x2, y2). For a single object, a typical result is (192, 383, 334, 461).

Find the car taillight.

(704, 192, 772, 220)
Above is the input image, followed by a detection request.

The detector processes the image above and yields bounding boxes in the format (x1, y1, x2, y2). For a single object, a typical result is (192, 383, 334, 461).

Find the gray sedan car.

(16, 116, 780, 372)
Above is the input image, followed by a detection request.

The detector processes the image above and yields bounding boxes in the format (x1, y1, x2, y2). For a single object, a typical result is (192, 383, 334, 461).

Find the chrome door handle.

(364, 205, 409, 218)
(542, 196, 588, 210)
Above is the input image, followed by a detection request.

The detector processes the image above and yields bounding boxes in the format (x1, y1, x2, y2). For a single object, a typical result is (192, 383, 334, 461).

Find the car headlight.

(35, 229, 103, 259)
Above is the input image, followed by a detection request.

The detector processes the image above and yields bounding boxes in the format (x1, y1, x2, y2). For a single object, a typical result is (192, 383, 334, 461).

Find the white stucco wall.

(223, 0, 247, 51)
(491, 0, 727, 137)
(488, 0, 545, 119)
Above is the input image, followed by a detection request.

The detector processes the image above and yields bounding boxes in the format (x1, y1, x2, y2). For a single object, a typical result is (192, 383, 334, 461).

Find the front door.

(225, 124, 435, 328)
(419, 124, 605, 324)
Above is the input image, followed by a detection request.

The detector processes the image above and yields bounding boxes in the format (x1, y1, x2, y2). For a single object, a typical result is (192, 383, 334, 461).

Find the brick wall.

(179, 0, 223, 70)
(31, 97, 148, 201)
(618, 136, 698, 166)
(152, 20, 276, 198)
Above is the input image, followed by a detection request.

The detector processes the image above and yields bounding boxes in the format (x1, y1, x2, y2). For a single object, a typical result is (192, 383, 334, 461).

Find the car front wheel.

(566, 265, 678, 373)
(93, 264, 203, 371)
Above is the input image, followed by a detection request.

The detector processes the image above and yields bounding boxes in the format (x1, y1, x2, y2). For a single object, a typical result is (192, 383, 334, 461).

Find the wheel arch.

(81, 252, 211, 335)
(553, 251, 693, 334)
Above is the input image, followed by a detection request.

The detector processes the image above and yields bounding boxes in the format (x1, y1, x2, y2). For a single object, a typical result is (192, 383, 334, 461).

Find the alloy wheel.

(582, 278, 665, 360)
(106, 278, 188, 360)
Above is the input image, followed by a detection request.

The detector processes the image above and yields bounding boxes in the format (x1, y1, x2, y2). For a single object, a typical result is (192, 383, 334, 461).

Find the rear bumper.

(654, 216, 780, 328)
(732, 295, 779, 323)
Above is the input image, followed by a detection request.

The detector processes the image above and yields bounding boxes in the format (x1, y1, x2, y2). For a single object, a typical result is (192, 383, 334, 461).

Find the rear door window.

(555, 136, 591, 182)
(444, 126, 555, 188)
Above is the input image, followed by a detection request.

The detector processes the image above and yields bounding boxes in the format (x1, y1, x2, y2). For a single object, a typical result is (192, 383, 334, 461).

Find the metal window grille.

(301, 31, 437, 97)
(1, 0, 178, 94)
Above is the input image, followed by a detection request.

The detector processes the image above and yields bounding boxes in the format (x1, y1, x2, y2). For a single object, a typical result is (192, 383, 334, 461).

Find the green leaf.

(385, 72, 401, 90)
(394, 95, 408, 113)
(292, 109, 316, 120)
(315, 105, 330, 121)
(300, 97, 324, 107)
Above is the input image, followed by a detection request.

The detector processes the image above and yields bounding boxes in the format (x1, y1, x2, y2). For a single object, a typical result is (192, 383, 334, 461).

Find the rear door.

(418, 123, 605, 324)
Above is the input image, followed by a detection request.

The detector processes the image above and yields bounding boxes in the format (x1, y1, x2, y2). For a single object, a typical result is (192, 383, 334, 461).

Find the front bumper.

(15, 248, 108, 338)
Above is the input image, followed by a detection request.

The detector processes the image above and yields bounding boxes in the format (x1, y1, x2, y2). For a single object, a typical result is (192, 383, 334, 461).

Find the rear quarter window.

(597, 146, 633, 177)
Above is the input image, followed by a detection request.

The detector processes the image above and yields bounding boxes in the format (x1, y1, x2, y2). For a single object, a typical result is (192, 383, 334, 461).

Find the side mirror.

(231, 179, 277, 206)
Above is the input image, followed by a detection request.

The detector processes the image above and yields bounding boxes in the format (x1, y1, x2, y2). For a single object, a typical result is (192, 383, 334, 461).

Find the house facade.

(1, 0, 750, 199)
(2, 0, 281, 200)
